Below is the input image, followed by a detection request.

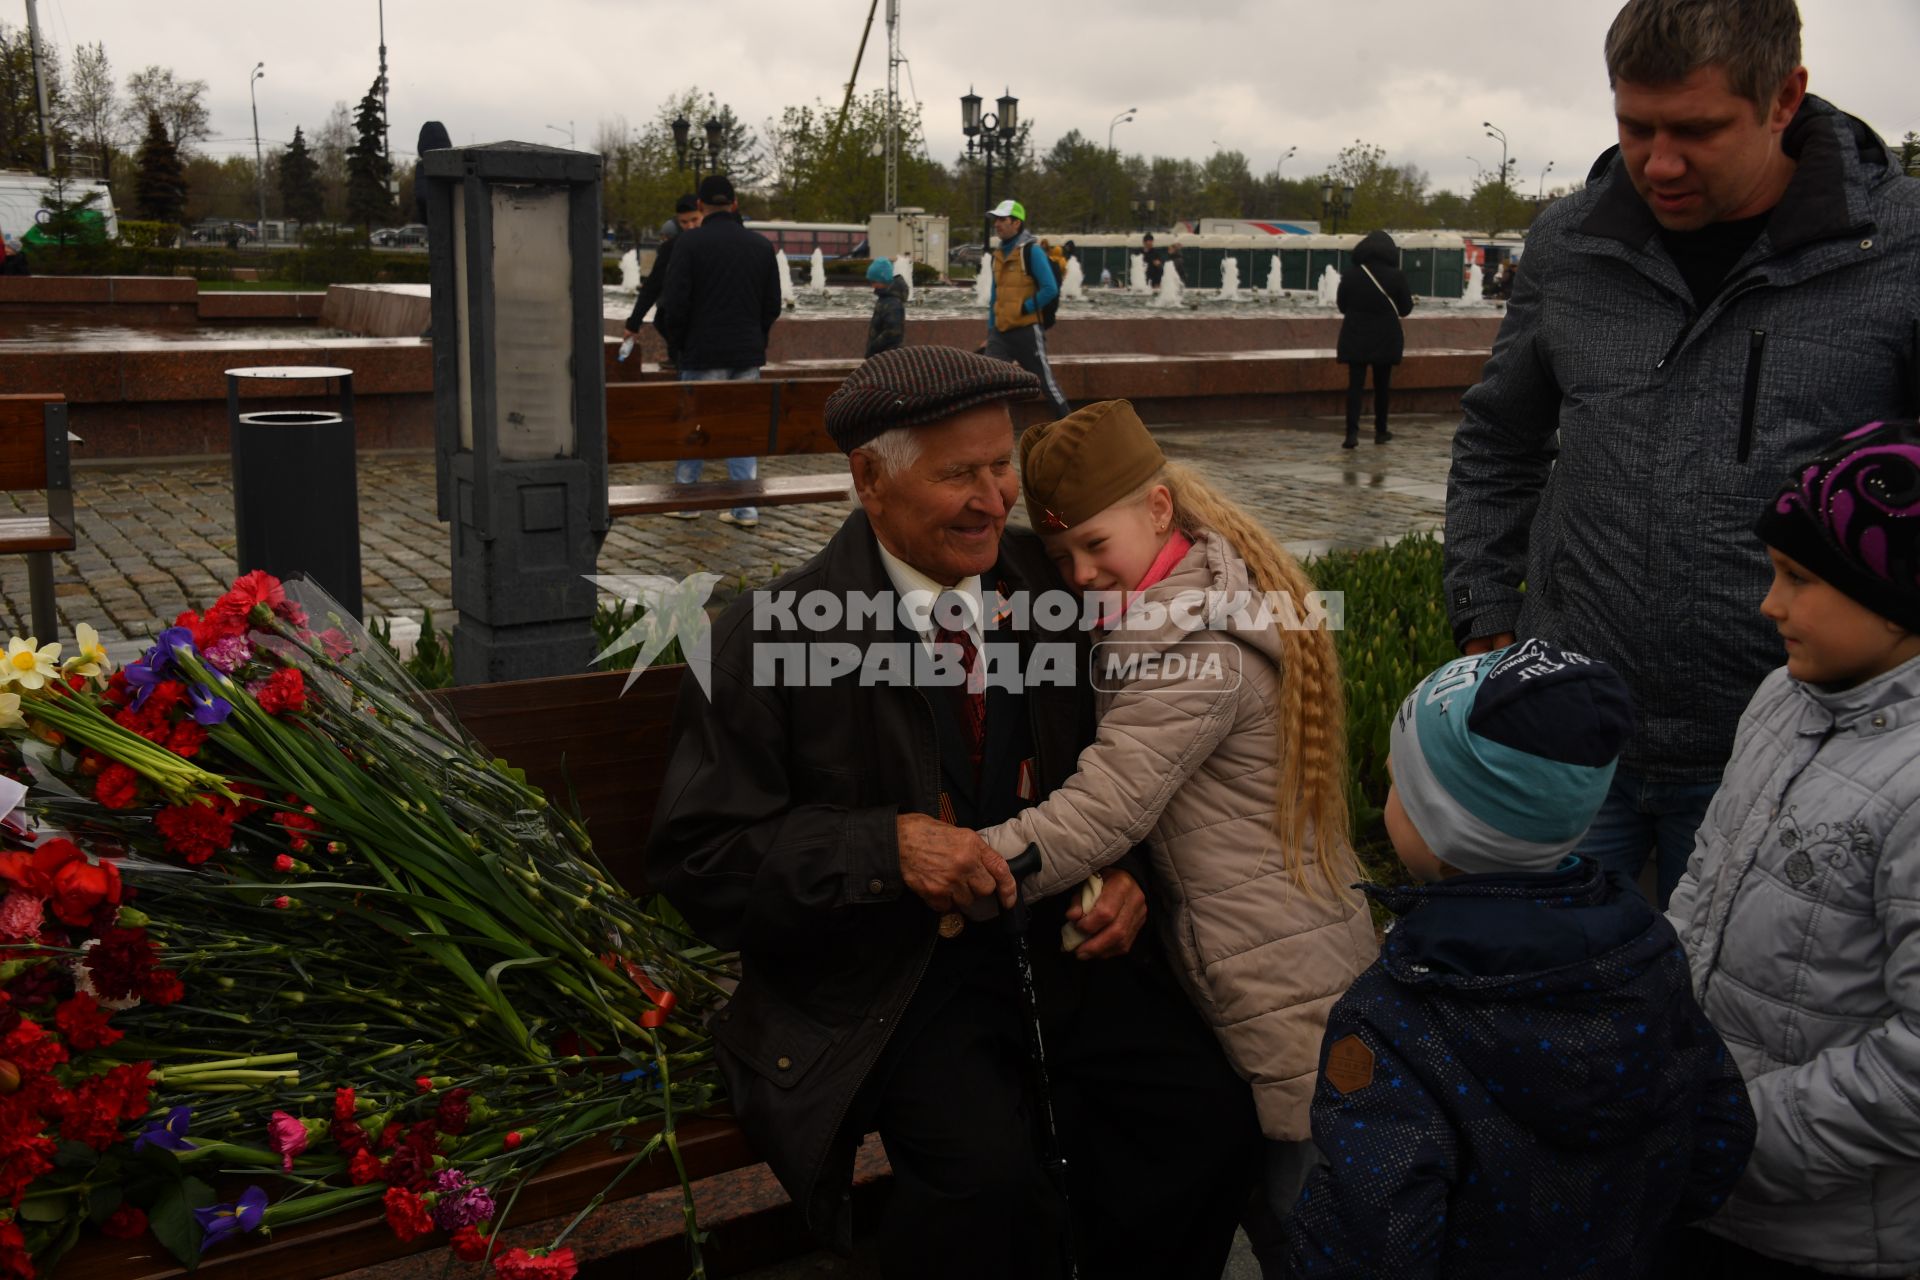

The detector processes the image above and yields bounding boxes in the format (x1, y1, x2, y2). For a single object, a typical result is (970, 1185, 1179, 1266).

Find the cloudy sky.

(31, 0, 1920, 198)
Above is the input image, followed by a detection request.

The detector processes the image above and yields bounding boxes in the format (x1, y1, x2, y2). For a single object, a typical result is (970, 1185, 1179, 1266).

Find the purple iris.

(124, 626, 197, 712)
(188, 684, 234, 725)
(193, 1185, 268, 1249)
(134, 1105, 195, 1152)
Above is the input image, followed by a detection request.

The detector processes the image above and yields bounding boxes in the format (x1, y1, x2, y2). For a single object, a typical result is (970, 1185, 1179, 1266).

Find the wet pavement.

(0, 413, 1453, 655)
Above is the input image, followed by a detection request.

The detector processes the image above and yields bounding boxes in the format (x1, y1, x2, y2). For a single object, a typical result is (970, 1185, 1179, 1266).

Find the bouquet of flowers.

(0, 572, 732, 1279)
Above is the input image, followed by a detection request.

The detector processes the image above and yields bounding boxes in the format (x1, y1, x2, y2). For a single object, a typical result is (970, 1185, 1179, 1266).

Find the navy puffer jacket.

(1284, 858, 1754, 1278)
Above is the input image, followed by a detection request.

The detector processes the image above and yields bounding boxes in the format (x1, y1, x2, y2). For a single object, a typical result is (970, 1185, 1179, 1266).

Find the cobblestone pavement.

(0, 413, 1453, 657)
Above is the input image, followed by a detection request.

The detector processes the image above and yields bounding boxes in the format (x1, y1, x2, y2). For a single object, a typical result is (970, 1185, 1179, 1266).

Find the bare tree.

(62, 41, 116, 178)
(124, 64, 208, 151)
(315, 100, 352, 220)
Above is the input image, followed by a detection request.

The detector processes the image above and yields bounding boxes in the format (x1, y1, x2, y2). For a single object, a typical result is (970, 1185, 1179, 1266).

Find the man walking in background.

(656, 174, 783, 527)
(625, 193, 701, 368)
(984, 199, 1070, 420)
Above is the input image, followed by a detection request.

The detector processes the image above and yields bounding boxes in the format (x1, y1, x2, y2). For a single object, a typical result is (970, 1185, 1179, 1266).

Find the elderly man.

(647, 346, 1257, 1279)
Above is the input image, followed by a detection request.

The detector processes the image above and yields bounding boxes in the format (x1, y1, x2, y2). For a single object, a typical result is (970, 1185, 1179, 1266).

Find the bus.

(745, 221, 869, 260)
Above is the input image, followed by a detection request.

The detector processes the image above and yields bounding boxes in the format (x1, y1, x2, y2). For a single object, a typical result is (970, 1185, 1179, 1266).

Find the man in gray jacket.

(1443, 0, 1920, 906)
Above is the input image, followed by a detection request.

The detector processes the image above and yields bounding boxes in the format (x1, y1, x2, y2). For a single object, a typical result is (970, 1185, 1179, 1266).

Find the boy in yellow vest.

(985, 199, 1070, 418)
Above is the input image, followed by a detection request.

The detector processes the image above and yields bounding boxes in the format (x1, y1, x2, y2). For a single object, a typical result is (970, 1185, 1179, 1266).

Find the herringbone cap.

(825, 345, 1040, 452)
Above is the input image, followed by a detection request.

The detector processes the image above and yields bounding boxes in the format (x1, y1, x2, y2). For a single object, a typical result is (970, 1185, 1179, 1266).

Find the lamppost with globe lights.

(961, 87, 1020, 246)
(1536, 159, 1555, 205)
(1320, 180, 1355, 234)
(671, 115, 726, 190)
(1131, 192, 1157, 233)
(249, 62, 266, 244)
(1483, 120, 1510, 229)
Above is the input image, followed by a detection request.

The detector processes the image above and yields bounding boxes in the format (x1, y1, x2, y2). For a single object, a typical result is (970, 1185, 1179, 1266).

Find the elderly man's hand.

(896, 814, 1017, 913)
(1065, 869, 1148, 960)
(1463, 631, 1516, 656)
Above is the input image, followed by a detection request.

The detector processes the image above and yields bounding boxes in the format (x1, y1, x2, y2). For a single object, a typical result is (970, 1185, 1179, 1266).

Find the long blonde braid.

(1160, 462, 1359, 898)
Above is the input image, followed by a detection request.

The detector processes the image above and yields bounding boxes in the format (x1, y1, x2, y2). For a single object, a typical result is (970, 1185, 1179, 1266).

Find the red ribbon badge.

(601, 953, 677, 1028)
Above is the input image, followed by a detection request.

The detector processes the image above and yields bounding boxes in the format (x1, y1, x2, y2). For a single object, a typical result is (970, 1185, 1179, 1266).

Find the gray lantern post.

(420, 141, 609, 684)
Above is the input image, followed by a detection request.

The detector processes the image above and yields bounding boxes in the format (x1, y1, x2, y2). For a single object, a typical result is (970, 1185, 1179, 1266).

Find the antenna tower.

(884, 0, 900, 211)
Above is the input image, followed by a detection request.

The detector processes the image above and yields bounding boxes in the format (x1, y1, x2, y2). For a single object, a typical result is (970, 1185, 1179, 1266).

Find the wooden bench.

(0, 393, 75, 642)
(73, 665, 839, 1280)
(605, 378, 853, 517)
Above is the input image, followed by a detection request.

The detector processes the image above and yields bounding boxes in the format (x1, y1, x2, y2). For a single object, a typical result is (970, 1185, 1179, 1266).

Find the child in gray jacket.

(1665, 419, 1920, 1278)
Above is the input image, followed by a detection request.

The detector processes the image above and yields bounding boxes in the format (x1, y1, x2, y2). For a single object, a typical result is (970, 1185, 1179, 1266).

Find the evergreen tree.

(37, 167, 104, 246)
(133, 108, 185, 223)
(279, 125, 324, 232)
(346, 80, 392, 233)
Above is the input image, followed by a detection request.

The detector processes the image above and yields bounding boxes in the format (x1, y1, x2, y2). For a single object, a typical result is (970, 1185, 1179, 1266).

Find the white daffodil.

(62, 622, 112, 681)
(1, 637, 60, 691)
(0, 690, 21, 729)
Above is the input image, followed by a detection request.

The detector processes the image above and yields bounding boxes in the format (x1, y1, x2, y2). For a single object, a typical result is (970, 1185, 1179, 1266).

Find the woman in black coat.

(1335, 229, 1415, 447)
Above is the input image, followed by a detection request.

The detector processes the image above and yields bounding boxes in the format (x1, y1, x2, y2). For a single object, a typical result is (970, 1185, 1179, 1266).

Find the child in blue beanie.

(864, 257, 907, 358)
(1281, 638, 1755, 1278)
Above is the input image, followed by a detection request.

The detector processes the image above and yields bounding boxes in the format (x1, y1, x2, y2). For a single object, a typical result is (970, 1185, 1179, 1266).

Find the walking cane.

(1005, 843, 1081, 1280)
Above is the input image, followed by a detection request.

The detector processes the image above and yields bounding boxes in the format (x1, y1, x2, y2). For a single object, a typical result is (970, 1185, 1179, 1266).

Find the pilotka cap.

(824, 345, 1041, 453)
(1017, 400, 1165, 531)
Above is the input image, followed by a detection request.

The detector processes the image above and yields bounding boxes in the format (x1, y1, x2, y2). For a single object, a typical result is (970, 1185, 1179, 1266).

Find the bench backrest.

(606, 378, 840, 464)
(427, 664, 685, 894)
(0, 394, 66, 492)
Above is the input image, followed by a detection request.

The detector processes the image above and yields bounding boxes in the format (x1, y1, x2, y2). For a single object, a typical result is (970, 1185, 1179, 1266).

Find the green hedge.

(24, 242, 433, 286)
(1304, 531, 1457, 881)
(823, 257, 942, 286)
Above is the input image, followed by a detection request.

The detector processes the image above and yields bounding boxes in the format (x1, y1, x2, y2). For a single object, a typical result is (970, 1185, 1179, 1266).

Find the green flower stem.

(155, 1053, 300, 1078)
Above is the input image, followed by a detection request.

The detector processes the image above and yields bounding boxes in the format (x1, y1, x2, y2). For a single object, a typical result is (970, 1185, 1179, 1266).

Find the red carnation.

(450, 1225, 493, 1262)
(1, 1015, 68, 1077)
(435, 1088, 473, 1136)
(94, 763, 140, 810)
(154, 796, 239, 864)
(0, 1131, 55, 1209)
(84, 927, 184, 1005)
(254, 668, 307, 716)
(165, 721, 208, 759)
(348, 1146, 385, 1185)
(142, 968, 184, 1006)
(0, 1217, 35, 1277)
(0, 838, 85, 898)
(333, 1086, 358, 1123)
(54, 993, 122, 1051)
(382, 1185, 436, 1242)
(492, 1246, 578, 1280)
(48, 854, 121, 928)
(60, 1061, 153, 1151)
(100, 1203, 149, 1240)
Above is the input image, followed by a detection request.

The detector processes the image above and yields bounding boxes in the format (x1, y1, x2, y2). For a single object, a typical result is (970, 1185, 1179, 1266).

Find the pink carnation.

(202, 634, 254, 674)
(0, 890, 42, 941)
(267, 1110, 310, 1170)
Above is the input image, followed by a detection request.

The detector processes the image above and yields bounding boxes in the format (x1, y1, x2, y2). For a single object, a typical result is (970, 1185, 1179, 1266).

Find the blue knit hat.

(866, 258, 894, 284)
(1389, 638, 1634, 875)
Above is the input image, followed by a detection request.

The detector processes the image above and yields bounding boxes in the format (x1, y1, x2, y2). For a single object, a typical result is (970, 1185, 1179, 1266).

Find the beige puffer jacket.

(981, 531, 1378, 1139)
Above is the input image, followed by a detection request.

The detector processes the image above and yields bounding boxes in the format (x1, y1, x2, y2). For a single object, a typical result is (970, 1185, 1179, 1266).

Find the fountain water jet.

(1129, 251, 1150, 295)
(1466, 262, 1484, 301)
(1318, 265, 1341, 306)
(1062, 256, 1085, 301)
(1266, 252, 1285, 298)
(619, 249, 640, 291)
(776, 254, 797, 309)
(974, 253, 993, 307)
(1152, 261, 1186, 309)
(893, 254, 914, 302)
(809, 248, 828, 294)
(1218, 258, 1241, 301)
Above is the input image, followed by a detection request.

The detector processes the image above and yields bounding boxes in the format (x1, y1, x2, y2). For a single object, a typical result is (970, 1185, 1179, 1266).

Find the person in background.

(626, 194, 702, 367)
(984, 198, 1070, 419)
(1334, 229, 1415, 449)
(1662, 421, 1920, 1279)
(864, 257, 908, 357)
(1141, 232, 1165, 288)
(655, 173, 782, 528)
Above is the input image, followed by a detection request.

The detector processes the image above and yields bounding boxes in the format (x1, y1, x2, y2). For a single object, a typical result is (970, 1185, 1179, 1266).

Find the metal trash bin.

(225, 366, 363, 620)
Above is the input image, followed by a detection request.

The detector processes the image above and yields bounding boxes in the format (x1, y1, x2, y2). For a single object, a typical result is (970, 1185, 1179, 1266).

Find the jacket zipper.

(1737, 328, 1768, 464)
(1653, 277, 1768, 372)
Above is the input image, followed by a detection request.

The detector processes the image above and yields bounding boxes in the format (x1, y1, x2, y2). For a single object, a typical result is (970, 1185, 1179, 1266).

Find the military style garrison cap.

(824, 345, 1041, 453)
(1018, 400, 1166, 531)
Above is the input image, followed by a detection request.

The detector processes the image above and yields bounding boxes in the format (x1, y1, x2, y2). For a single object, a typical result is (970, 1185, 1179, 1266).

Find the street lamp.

(961, 85, 1020, 246)
(1319, 181, 1355, 234)
(249, 62, 266, 245)
(1130, 192, 1157, 232)
(1276, 145, 1297, 179)
(545, 121, 575, 149)
(1537, 159, 1555, 203)
(1483, 120, 1510, 229)
(1107, 107, 1136, 155)
(671, 114, 727, 189)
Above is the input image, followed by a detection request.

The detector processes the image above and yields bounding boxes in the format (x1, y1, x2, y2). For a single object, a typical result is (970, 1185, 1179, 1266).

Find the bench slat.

(606, 380, 841, 463)
(0, 515, 74, 552)
(0, 394, 60, 490)
(609, 473, 851, 517)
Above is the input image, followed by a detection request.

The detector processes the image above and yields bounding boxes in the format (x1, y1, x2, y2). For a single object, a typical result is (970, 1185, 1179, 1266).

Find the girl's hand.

(1065, 870, 1147, 960)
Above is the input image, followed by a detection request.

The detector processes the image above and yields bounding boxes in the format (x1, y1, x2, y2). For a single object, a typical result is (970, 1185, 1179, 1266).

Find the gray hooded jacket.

(1666, 656, 1920, 1276)
(1444, 97, 1920, 781)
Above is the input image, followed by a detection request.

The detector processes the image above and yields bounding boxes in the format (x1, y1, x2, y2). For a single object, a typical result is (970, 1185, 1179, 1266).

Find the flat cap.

(1019, 400, 1165, 531)
(825, 346, 1041, 453)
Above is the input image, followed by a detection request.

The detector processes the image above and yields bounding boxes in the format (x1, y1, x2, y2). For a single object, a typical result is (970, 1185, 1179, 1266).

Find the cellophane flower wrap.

(0, 574, 731, 1280)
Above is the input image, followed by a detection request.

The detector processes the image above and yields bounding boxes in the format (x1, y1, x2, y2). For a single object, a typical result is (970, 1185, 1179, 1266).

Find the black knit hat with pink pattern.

(1756, 420, 1920, 633)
